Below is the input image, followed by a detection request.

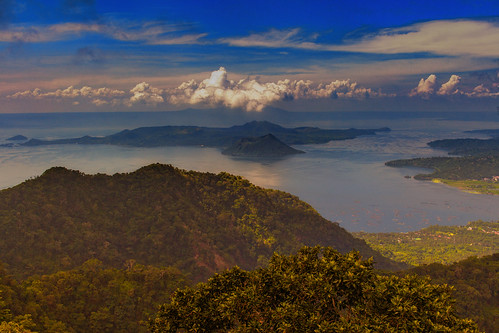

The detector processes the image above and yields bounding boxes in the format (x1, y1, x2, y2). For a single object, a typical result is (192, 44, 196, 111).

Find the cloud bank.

(167, 67, 386, 111)
(7, 68, 498, 111)
(410, 74, 499, 98)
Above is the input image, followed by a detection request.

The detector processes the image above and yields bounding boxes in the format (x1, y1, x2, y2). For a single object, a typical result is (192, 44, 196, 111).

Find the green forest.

(150, 247, 480, 333)
(407, 254, 499, 333)
(0, 164, 496, 332)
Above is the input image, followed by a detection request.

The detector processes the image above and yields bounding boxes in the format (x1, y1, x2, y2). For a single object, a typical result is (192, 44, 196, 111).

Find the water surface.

(1, 111, 498, 232)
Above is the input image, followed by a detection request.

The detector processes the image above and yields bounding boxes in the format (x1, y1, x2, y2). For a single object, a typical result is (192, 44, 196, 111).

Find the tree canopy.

(150, 246, 479, 332)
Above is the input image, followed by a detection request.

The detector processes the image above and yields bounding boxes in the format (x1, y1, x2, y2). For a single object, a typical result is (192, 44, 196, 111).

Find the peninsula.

(386, 134, 499, 195)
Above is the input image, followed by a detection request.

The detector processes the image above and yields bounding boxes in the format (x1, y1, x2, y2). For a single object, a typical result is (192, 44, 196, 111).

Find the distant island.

(20, 121, 390, 150)
(6, 135, 28, 141)
(222, 133, 305, 157)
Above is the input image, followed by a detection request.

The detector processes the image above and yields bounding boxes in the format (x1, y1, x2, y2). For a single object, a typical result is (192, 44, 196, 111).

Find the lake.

(1, 110, 498, 232)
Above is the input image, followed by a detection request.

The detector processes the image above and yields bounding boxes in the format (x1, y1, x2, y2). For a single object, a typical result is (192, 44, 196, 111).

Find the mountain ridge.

(0, 164, 406, 281)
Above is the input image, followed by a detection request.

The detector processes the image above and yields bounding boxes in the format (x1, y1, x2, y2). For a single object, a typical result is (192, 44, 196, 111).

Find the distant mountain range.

(19, 120, 390, 148)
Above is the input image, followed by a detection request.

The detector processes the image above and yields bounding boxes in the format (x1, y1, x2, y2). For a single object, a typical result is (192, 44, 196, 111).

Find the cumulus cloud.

(465, 84, 499, 98)
(12, 68, 498, 111)
(127, 82, 164, 106)
(167, 67, 384, 111)
(409, 73, 499, 98)
(6, 68, 387, 111)
(7, 83, 167, 107)
(7, 85, 126, 106)
(437, 75, 461, 95)
(409, 74, 437, 98)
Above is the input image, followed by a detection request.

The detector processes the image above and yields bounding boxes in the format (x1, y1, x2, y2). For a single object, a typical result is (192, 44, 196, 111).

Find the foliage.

(150, 246, 479, 333)
(354, 221, 499, 266)
(406, 253, 499, 333)
(0, 259, 188, 333)
(0, 320, 36, 333)
(0, 164, 404, 282)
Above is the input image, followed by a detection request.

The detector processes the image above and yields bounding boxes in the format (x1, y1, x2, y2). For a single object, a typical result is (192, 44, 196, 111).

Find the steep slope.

(222, 133, 305, 157)
(0, 164, 405, 281)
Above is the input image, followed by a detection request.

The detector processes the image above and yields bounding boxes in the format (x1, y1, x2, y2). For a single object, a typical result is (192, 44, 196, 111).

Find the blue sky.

(1, 0, 498, 113)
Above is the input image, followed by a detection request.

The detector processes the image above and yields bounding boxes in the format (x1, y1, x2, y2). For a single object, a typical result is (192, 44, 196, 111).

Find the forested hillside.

(406, 253, 498, 333)
(0, 260, 188, 332)
(0, 164, 404, 282)
(1, 164, 494, 332)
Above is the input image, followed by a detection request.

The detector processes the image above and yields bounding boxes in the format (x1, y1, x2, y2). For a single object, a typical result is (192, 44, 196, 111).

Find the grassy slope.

(354, 221, 499, 266)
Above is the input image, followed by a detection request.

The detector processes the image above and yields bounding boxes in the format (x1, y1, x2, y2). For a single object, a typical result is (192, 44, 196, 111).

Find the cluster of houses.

(482, 176, 499, 182)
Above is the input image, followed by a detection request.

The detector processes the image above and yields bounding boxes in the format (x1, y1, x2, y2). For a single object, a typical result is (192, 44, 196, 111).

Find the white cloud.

(7, 85, 127, 106)
(334, 20, 499, 57)
(409, 73, 499, 98)
(465, 84, 499, 98)
(167, 67, 385, 111)
(127, 82, 164, 106)
(221, 28, 311, 49)
(437, 75, 461, 95)
(409, 74, 437, 97)
(222, 20, 499, 58)
(7, 68, 497, 111)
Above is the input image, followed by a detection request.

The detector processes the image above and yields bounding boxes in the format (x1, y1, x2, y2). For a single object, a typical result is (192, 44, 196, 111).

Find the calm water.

(1, 111, 498, 232)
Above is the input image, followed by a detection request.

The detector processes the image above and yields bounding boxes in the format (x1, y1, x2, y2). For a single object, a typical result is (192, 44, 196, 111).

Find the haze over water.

(1, 111, 498, 233)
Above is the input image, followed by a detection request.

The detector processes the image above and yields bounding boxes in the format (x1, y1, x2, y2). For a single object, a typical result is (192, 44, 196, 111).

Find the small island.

(7, 135, 28, 141)
(222, 133, 305, 157)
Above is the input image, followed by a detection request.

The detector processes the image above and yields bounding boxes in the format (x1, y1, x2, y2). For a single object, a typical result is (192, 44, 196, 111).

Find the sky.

(0, 0, 498, 113)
